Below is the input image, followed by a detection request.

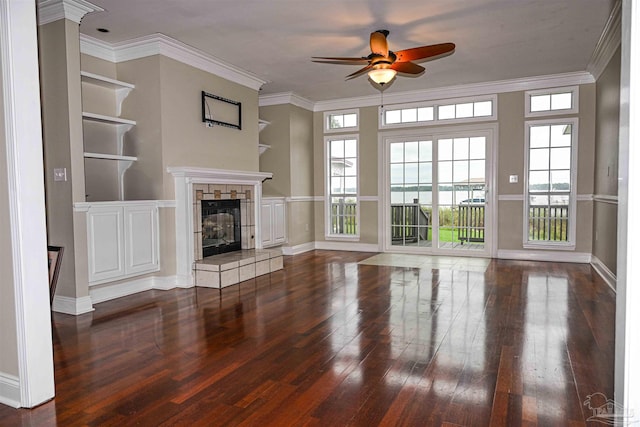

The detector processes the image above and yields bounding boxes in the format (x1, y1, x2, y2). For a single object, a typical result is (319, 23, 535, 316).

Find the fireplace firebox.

(201, 199, 241, 257)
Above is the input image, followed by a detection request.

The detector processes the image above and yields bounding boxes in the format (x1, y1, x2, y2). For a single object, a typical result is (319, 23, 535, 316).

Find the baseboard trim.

(151, 275, 180, 290)
(497, 249, 592, 263)
(315, 241, 380, 252)
(281, 242, 315, 255)
(0, 372, 21, 408)
(590, 255, 617, 292)
(90, 277, 155, 304)
(52, 295, 94, 315)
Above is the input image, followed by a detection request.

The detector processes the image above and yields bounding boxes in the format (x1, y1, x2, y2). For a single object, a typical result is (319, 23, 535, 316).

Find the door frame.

(378, 123, 498, 257)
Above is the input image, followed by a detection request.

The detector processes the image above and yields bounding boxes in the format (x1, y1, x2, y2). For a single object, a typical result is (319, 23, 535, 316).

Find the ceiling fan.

(312, 30, 455, 86)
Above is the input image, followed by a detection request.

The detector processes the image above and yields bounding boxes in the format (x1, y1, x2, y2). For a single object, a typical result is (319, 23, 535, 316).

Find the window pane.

(550, 147, 571, 169)
(419, 140, 432, 162)
(453, 138, 469, 160)
(344, 177, 357, 193)
(551, 93, 572, 110)
(551, 170, 570, 192)
(390, 143, 404, 163)
(386, 110, 401, 124)
(344, 139, 357, 157)
(331, 140, 344, 157)
(550, 195, 569, 205)
(456, 103, 474, 118)
(344, 159, 357, 176)
(404, 191, 419, 203)
(405, 163, 419, 183)
(529, 171, 549, 192)
(530, 194, 549, 206)
(405, 141, 419, 162)
(331, 176, 344, 194)
(550, 125, 572, 146)
(453, 160, 469, 182)
(529, 148, 550, 170)
(419, 162, 432, 184)
(418, 107, 434, 121)
(530, 94, 550, 112)
(530, 126, 550, 148)
(438, 161, 453, 183)
(474, 101, 492, 116)
(390, 164, 404, 184)
(344, 113, 357, 127)
(439, 104, 455, 119)
(438, 139, 453, 160)
(330, 115, 344, 128)
(469, 137, 485, 159)
(402, 108, 417, 123)
(469, 160, 485, 180)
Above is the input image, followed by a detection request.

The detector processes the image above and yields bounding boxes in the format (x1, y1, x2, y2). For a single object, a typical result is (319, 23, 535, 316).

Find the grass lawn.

(438, 227, 459, 243)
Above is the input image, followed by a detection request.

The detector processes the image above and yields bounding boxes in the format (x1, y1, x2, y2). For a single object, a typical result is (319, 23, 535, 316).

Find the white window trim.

(379, 95, 497, 129)
(325, 134, 360, 240)
(524, 86, 579, 118)
(522, 117, 579, 250)
(324, 108, 359, 133)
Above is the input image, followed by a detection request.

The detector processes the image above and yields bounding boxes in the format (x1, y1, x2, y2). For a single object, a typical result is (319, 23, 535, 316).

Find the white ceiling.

(79, 0, 617, 102)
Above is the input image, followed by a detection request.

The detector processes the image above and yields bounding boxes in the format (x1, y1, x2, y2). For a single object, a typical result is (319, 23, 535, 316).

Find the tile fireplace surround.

(168, 167, 280, 287)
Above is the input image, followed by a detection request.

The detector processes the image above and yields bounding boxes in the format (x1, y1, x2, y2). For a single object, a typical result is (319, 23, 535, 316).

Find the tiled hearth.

(194, 248, 283, 288)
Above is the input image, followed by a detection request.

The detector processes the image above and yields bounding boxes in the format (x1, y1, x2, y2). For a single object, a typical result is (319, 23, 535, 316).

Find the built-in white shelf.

(81, 71, 134, 117)
(84, 152, 138, 162)
(258, 144, 271, 155)
(81, 71, 134, 90)
(258, 119, 271, 132)
(82, 112, 136, 126)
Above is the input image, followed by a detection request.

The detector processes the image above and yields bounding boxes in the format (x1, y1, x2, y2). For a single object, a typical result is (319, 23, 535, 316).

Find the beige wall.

(0, 57, 19, 377)
(159, 56, 260, 200)
(259, 104, 291, 197)
(39, 19, 89, 300)
(593, 47, 621, 276)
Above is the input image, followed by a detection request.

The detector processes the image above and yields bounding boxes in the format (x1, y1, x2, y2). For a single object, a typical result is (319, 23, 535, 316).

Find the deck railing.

(390, 204, 430, 242)
(528, 205, 569, 241)
(458, 203, 485, 243)
(330, 200, 357, 234)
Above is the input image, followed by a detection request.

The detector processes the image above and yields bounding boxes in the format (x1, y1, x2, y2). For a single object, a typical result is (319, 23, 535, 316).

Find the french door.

(384, 127, 494, 256)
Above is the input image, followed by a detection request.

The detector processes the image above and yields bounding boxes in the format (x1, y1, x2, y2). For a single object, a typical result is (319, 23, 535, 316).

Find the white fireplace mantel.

(168, 167, 273, 285)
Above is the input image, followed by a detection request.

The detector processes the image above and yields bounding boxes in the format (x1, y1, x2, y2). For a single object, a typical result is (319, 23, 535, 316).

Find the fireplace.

(201, 199, 241, 257)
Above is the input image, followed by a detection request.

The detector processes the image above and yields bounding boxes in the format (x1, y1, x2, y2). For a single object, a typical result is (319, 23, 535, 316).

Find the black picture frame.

(202, 91, 242, 130)
(47, 245, 63, 305)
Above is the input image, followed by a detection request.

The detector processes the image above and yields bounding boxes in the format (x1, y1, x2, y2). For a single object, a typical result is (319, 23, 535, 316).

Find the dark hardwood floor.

(0, 250, 615, 426)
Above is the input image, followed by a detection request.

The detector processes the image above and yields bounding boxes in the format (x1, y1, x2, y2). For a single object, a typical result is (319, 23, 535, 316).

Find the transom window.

(525, 86, 578, 117)
(324, 109, 359, 132)
(524, 119, 577, 248)
(326, 136, 358, 237)
(380, 95, 496, 128)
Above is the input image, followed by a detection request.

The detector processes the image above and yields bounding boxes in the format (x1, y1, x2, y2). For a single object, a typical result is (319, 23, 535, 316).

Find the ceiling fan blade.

(312, 56, 370, 64)
(390, 61, 425, 75)
(370, 30, 389, 56)
(345, 64, 373, 80)
(395, 43, 455, 62)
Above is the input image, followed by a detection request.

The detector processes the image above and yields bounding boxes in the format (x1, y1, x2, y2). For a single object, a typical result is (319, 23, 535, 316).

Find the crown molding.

(80, 33, 267, 91)
(587, 0, 622, 80)
(79, 34, 116, 62)
(310, 71, 595, 112)
(259, 92, 315, 111)
(37, 0, 102, 25)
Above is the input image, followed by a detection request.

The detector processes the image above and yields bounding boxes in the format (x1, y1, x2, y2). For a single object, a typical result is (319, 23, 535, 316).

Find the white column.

(616, 0, 640, 418)
(0, 0, 54, 407)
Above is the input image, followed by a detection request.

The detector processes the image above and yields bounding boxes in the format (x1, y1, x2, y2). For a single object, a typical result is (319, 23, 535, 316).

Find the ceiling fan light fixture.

(368, 68, 397, 85)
